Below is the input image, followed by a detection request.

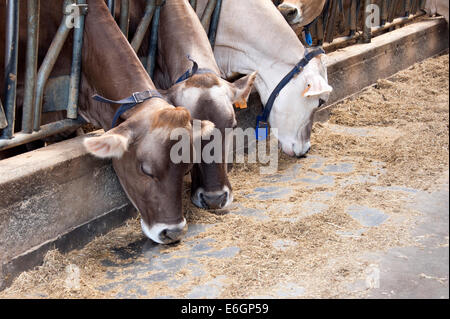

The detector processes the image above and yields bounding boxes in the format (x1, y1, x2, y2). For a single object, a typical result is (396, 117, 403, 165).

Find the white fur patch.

(141, 218, 187, 244)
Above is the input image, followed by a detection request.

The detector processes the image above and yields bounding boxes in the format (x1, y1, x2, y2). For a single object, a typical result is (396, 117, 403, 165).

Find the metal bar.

(0, 99, 7, 129)
(189, 0, 197, 11)
(107, 0, 115, 17)
(67, 0, 87, 120)
(411, 0, 419, 14)
(324, 10, 425, 51)
(119, 0, 130, 38)
(389, 0, 400, 22)
(130, 0, 157, 53)
(208, 0, 222, 48)
(146, 4, 161, 78)
(419, 0, 426, 11)
(362, 0, 372, 43)
(349, 0, 357, 36)
(33, 4, 72, 131)
(381, 0, 389, 25)
(404, 0, 411, 16)
(201, 0, 217, 31)
(325, 0, 339, 43)
(22, 0, 40, 133)
(1, 0, 20, 139)
(316, 15, 324, 45)
(0, 118, 84, 151)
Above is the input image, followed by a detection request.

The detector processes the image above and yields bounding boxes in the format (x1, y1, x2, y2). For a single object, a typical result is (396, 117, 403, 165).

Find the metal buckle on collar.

(132, 92, 141, 104)
(256, 115, 269, 141)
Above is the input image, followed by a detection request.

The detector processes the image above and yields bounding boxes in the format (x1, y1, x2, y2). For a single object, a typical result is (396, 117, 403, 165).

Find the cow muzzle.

(192, 186, 232, 209)
(278, 3, 301, 24)
(141, 218, 188, 245)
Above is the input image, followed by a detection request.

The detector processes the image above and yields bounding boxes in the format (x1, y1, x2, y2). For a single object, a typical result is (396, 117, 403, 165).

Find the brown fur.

(184, 73, 221, 89)
(151, 107, 192, 130)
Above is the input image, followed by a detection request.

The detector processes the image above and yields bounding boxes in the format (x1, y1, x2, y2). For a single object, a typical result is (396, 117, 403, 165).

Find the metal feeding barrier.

(301, 0, 428, 50)
(0, 0, 87, 151)
(0, 0, 222, 152)
(0, 0, 427, 152)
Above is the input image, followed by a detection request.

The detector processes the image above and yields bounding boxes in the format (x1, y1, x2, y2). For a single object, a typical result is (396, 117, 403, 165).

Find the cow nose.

(201, 190, 230, 209)
(159, 225, 188, 244)
(278, 6, 298, 20)
(295, 146, 311, 158)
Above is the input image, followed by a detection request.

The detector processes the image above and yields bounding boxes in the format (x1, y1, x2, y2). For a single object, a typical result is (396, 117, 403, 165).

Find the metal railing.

(0, 0, 87, 151)
(304, 0, 427, 50)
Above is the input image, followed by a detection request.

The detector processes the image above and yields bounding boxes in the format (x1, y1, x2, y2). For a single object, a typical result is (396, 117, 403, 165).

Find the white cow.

(196, 0, 332, 157)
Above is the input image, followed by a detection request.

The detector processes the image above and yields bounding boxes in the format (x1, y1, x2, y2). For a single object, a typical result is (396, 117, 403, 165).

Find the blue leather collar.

(92, 90, 163, 129)
(256, 47, 325, 140)
(175, 56, 217, 84)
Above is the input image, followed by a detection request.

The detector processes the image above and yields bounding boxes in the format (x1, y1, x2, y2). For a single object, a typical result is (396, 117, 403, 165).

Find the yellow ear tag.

(302, 84, 311, 97)
(234, 99, 248, 109)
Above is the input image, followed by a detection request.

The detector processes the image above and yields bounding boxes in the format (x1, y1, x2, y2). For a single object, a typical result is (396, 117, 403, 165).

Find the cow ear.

(303, 75, 333, 97)
(83, 126, 132, 159)
(229, 72, 257, 104)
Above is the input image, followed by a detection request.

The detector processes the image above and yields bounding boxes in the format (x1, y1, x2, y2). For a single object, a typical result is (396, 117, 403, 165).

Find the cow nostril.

(286, 8, 298, 17)
(203, 191, 229, 209)
(319, 99, 326, 108)
(159, 227, 187, 243)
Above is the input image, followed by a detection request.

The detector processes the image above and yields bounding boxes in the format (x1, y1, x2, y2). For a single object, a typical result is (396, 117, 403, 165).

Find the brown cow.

(276, 0, 327, 26)
(0, 0, 213, 244)
(150, 0, 256, 210)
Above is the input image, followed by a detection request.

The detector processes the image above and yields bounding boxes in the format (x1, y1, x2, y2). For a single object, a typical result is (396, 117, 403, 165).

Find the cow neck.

(82, 0, 157, 123)
(158, 0, 220, 83)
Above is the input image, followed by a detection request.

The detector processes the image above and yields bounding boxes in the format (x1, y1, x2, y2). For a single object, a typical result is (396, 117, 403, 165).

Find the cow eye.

(141, 163, 154, 178)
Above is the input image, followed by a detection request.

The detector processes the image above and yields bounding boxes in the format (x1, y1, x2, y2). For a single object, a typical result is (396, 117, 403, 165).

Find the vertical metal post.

(22, 0, 40, 133)
(208, 0, 222, 48)
(119, 0, 130, 38)
(33, 1, 72, 131)
(189, 0, 197, 11)
(67, 0, 87, 120)
(381, 0, 388, 25)
(1, 0, 20, 139)
(130, 0, 157, 52)
(316, 15, 324, 45)
(147, 3, 161, 78)
(418, 0, 426, 11)
(411, 0, 418, 15)
(201, 0, 217, 31)
(325, 0, 339, 43)
(362, 0, 372, 43)
(107, 0, 115, 17)
(404, 0, 411, 16)
(349, 0, 357, 36)
(388, 0, 399, 22)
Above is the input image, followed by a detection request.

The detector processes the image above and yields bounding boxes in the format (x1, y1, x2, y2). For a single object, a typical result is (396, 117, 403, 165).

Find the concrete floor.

(89, 152, 449, 299)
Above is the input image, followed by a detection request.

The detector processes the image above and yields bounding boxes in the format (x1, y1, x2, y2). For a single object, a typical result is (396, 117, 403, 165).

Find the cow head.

(164, 72, 257, 209)
(83, 103, 213, 244)
(269, 53, 332, 157)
